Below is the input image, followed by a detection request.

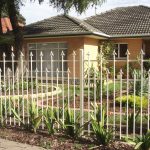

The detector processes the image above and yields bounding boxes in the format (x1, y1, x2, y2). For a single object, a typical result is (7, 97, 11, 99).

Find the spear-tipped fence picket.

(0, 49, 150, 139)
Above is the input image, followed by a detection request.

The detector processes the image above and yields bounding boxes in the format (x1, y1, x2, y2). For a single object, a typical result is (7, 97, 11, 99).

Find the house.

(24, 5, 150, 77)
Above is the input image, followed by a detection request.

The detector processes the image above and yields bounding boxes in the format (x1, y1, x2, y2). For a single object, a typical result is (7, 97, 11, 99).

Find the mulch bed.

(0, 127, 134, 150)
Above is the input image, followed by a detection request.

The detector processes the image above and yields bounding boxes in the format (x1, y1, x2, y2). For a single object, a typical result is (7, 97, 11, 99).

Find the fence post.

(140, 49, 144, 137)
(80, 49, 84, 131)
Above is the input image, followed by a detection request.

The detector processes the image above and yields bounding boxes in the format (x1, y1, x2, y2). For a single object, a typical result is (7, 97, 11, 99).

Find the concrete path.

(0, 138, 45, 150)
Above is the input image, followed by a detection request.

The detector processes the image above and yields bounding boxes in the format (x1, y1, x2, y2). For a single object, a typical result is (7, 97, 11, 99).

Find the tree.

(37, 0, 106, 14)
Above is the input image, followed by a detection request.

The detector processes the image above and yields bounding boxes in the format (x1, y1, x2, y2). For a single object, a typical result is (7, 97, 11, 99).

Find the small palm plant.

(91, 103, 113, 145)
(135, 130, 150, 150)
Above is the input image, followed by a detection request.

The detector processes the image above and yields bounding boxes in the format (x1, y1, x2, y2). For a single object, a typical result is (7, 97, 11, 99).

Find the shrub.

(116, 95, 148, 109)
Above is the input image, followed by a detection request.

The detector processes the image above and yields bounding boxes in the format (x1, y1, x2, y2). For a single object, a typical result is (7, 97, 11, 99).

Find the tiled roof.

(24, 5, 150, 38)
(24, 14, 108, 37)
(85, 5, 150, 37)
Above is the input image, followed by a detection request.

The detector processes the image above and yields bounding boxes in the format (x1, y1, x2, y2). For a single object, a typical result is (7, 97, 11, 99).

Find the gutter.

(24, 31, 109, 39)
(110, 34, 150, 38)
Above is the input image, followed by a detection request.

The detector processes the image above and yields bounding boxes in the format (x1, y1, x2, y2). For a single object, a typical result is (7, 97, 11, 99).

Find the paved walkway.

(0, 138, 45, 150)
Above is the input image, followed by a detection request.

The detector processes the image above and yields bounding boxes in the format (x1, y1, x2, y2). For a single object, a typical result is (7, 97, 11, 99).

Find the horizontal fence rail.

(0, 49, 149, 140)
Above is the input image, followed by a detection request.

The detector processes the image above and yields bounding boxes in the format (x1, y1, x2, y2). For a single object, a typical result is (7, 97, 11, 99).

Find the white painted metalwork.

(113, 50, 116, 137)
(26, 68, 29, 124)
(21, 52, 25, 124)
(61, 51, 65, 125)
(100, 49, 103, 122)
(16, 68, 20, 126)
(140, 49, 144, 136)
(73, 51, 76, 125)
(35, 68, 39, 116)
(87, 51, 90, 134)
(0, 48, 149, 139)
(46, 68, 48, 110)
(148, 70, 150, 131)
(67, 68, 70, 110)
(119, 69, 123, 139)
(30, 52, 33, 104)
(7, 68, 11, 125)
(80, 49, 84, 132)
(106, 69, 110, 132)
(3, 53, 7, 124)
(50, 51, 54, 111)
(11, 52, 15, 125)
(40, 51, 44, 129)
(126, 50, 130, 138)
(133, 70, 137, 139)
(56, 68, 59, 129)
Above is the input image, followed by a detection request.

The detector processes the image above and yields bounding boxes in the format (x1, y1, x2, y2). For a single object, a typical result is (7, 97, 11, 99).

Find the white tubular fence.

(0, 49, 150, 139)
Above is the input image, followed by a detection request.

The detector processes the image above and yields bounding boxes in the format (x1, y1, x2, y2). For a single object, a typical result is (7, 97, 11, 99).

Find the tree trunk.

(7, 0, 24, 71)
(0, 11, 2, 34)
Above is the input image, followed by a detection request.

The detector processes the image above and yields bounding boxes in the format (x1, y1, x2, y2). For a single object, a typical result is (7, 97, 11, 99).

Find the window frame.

(114, 43, 128, 59)
(27, 42, 68, 74)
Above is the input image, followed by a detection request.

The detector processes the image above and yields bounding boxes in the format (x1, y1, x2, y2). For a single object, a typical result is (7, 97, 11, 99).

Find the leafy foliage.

(59, 109, 83, 138)
(43, 0, 106, 14)
(91, 103, 113, 145)
(116, 95, 148, 109)
(84, 64, 102, 99)
(43, 107, 57, 135)
(130, 69, 148, 96)
(128, 110, 140, 133)
(12, 100, 42, 133)
(135, 130, 150, 150)
(97, 41, 115, 70)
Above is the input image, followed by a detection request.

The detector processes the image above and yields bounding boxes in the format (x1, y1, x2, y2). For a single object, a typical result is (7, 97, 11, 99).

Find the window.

(114, 44, 128, 59)
(28, 42, 68, 77)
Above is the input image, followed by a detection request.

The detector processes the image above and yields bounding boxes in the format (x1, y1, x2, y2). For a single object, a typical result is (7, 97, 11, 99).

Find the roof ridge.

(65, 14, 108, 36)
(84, 5, 150, 21)
(65, 14, 92, 31)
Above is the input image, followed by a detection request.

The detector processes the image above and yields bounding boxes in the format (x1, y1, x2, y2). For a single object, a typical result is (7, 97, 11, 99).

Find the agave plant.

(135, 130, 150, 150)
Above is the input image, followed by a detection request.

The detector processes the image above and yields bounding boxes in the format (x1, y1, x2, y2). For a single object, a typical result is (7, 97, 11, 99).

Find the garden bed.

(0, 127, 134, 150)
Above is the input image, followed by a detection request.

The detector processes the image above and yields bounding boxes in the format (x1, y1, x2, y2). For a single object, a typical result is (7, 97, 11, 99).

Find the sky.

(20, 0, 150, 25)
